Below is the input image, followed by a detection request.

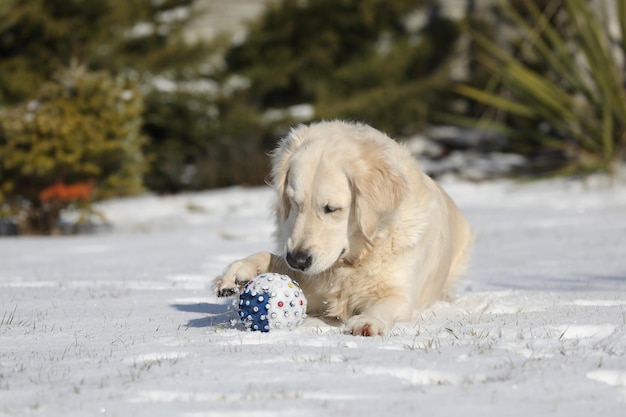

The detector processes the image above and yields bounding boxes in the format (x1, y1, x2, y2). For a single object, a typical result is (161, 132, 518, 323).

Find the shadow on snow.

(171, 301, 241, 328)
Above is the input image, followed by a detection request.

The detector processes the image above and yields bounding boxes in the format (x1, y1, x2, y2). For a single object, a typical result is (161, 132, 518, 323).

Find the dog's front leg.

(214, 252, 288, 297)
(343, 296, 412, 336)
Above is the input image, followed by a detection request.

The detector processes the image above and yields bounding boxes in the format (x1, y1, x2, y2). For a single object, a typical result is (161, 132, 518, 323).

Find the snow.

(1, 178, 626, 416)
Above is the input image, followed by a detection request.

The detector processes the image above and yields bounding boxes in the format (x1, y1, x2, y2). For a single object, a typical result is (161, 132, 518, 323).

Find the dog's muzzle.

(286, 251, 312, 271)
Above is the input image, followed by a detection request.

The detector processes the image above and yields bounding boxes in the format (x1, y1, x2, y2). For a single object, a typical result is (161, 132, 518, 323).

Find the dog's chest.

(299, 263, 387, 320)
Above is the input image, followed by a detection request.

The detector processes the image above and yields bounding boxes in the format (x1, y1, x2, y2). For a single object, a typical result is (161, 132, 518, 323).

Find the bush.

(141, 80, 277, 191)
(144, 0, 463, 191)
(0, 65, 146, 233)
(0, 0, 203, 106)
(455, 0, 626, 175)
(223, 0, 461, 138)
(1, 0, 468, 193)
(0, 0, 219, 193)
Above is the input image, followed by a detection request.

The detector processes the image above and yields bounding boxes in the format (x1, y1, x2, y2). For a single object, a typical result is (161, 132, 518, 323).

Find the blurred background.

(0, 0, 624, 234)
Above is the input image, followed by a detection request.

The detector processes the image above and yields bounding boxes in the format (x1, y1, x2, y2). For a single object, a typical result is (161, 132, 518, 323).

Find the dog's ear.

(350, 143, 408, 242)
(270, 125, 308, 222)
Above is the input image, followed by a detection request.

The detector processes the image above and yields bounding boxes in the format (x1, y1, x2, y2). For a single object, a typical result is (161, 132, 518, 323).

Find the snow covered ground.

(1, 178, 626, 416)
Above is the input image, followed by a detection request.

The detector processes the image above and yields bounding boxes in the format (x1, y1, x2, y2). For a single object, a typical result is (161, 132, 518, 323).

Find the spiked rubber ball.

(238, 273, 307, 332)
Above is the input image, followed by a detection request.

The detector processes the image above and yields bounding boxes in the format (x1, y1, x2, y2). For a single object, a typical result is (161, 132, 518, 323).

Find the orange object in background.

(39, 181, 93, 203)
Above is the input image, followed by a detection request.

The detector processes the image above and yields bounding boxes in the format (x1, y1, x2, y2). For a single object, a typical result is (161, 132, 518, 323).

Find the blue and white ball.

(238, 273, 307, 332)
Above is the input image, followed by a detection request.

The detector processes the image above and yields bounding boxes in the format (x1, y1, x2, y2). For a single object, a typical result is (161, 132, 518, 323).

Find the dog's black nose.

(286, 251, 312, 271)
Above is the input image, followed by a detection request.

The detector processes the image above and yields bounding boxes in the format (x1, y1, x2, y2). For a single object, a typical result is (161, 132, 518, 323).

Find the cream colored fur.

(215, 121, 473, 336)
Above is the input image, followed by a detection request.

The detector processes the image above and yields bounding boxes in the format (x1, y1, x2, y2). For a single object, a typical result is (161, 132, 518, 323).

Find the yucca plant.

(455, 0, 626, 175)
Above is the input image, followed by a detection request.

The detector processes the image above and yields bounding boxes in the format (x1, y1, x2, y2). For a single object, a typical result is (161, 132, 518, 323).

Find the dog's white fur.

(215, 121, 473, 336)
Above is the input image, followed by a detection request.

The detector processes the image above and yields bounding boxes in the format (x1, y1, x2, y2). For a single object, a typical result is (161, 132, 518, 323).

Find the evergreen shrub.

(0, 65, 146, 233)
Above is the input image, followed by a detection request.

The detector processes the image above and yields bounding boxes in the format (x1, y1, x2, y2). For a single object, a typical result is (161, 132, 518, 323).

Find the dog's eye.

(323, 205, 339, 214)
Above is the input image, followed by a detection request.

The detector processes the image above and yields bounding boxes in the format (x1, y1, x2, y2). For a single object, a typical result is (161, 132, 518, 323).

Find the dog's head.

(271, 121, 407, 275)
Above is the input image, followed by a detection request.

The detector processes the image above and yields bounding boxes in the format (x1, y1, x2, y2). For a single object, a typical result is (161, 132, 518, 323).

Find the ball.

(238, 273, 307, 332)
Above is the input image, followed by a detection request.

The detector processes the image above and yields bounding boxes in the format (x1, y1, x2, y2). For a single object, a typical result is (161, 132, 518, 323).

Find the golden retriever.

(215, 120, 473, 336)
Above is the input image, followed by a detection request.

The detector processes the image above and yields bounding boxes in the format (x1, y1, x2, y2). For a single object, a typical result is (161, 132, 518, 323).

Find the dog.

(215, 120, 473, 336)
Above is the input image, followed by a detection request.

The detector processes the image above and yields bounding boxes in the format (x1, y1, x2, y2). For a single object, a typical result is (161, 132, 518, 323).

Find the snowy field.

(1, 178, 626, 416)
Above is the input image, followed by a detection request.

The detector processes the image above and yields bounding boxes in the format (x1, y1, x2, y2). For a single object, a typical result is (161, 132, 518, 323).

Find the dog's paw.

(343, 315, 388, 337)
(214, 259, 260, 297)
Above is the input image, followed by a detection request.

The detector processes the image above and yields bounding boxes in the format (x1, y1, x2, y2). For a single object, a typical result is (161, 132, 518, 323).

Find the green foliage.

(227, 0, 417, 106)
(455, 0, 626, 174)
(0, 0, 220, 193)
(142, 88, 272, 191)
(0, 0, 466, 197)
(0, 65, 146, 208)
(0, 0, 109, 105)
(139, 0, 464, 191)
(0, 0, 202, 106)
(224, 0, 461, 137)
